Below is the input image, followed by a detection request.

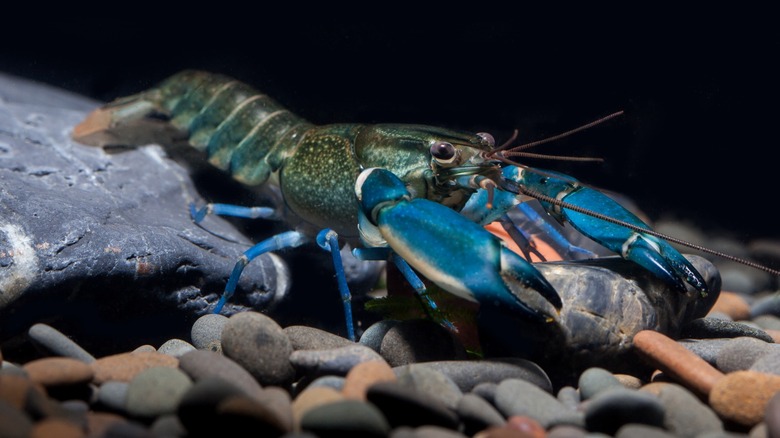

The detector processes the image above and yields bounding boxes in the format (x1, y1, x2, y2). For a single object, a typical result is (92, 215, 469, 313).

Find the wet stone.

(765, 392, 780, 438)
(494, 378, 583, 429)
(367, 381, 460, 430)
(125, 367, 193, 418)
(708, 291, 751, 321)
(149, 414, 187, 437)
(750, 349, 780, 375)
(715, 336, 775, 373)
(379, 319, 468, 367)
(394, 364, 463, 410)
(556, 386, 580, 411)
(680, 318, 774, 343)
(27, 323, 95, 363)
(284, 325, 355, 351)
(178, 350, 263, 399)
(220, 311, 295, 387)
(97, 381, 129, 412)
(342, 359, 396, 401)
(405, 359, 552, 394)
(300, 399, 390, 438)
(0, 399, 33, 438)
(584, 387, 665, 435)
(289, 345, 385, 378)
(253, 386, 293, 433)
(471, 382, 498, 405)
(577, 367, 621, 400)
(291, 386, 345, 428)
(91, 351, 178, 384)
(300, 375, 345, 393)
(359, 320, 400, 353)
(176, 377, 249, 433)
(679, 338, 732, 365)
(157, 338, 196, 358)
(190, 313, 228, 352)
(753, 314, 780, 331)
(216, 395, 291, 436)
(22, 357, 94, 387)
(709, 370, 780, 427)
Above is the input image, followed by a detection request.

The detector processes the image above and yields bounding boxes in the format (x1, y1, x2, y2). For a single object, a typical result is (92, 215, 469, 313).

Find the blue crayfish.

(72, 70, 759, 341)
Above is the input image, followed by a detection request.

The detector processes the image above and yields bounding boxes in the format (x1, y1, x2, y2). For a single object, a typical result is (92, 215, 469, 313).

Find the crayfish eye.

(430, 141, 456, 163)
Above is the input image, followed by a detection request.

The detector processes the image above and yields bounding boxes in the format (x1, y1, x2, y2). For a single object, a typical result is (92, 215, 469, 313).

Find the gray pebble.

(716, 336, 774, 372)
(753, 314, 780, 331)
(394, 364, 463, 410)
(284, 325, 355, 350)
(750, 422, 768, 438)
(149, 414, 187, 437)
(457, 393, 505, 436)
(221, 311, 295, 387)
(578, 367, 621, 400)
(125, 367, 193, 418)
(176, 377, 248, 432)
(27, 323, 95, 363)
(680, 318, 774, 343)
(367, 381, 460, 430)
(409, 425, 469, 437)
(133, 344, 157, 353)
(584, 388, 665, 435)
(614, 424, 675, 438)
(547, 424, 587, 437)
(301, 399, 390, 438)
(402, 358, 552, 393)
(751, 294, 780, 318)
(289, 344, 384, 378)
(360, 320, 400, 352)
(471, 382, 498, 405)
(651, 383, 723, 437)
(557, 386, 581, 411)
(97, 380, 129, 412)
(0, 400, 33, 438)
(178, 350, 264, 399)
(494, 378, 583, 428)
(379, 319, 468, 367)
(190, 313, 228, 352)
(302, 375, 346, 392)
(750, 349, 780, 375)
(158, 338, 196, 358)
(679, 339, 733, 365)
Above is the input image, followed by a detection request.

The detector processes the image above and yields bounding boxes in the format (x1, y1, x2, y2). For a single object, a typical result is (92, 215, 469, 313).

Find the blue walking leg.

(214, 230, 309, 314)
(353, 247, 457, 332)
(190, 202, 278, 223)
(316, 229, 355, 341)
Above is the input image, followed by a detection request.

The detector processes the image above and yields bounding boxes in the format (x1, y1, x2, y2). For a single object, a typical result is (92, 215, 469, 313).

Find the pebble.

(178, 349, 263, 399)
(300, 399, 390, 438)
(614, 424, 675, 438)
(708, 291, 752, 321)
(359, 320, 400, 352)
(176, 376, 250, 433)
(715, 336, 775, 372)
(632, 330, 725, 397)
(395, 364, 464, 410)
(220, 311, 295, 387)
(404, 359, 552, 394)
(751, 293, 780, 318)
(556, 386, 580, 410)
(681, 317, 774, 343)
(750, 349, 780, 375)
(124, 367, 193, 418)
(289, 345, 385, 378)
(583, 387, 665, 435)
(91, 351, 178, 384)
(291, 386, 345, 428)
(613, 373, 644, 390)
(709, 370, 780, 427)
(367, 381, 460, 430)
(22, 357, 94, 387)
(253, 386, 294, 432)
(157, 338, 196, 357)
(494, 378, 583, 428)
(679, 338, 733, 365)
(300, 375, 346, 393)
(342, 359, 396, 400)
(216, 394, 291, 436)
(546, 425, 587, 437)
(640, 382, 723, 436)
(577, 367, 621, 400)
(378, 319, 468, 367)
(457, 393, 506, 436)
(96, 381, 128, 412)
(190, 313, 229, 352)
(27, 323, 95, 363)
(29, 418, 84, 438)
(284, 325, 355, 350)
(753, 314, 780, 331)
(765, 392, 780, 438)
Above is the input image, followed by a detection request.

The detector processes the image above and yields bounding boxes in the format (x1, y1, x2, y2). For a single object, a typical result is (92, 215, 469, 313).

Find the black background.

(3, 10, 779, 241)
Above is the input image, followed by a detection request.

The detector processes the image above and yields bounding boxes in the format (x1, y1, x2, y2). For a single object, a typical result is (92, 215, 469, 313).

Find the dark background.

(3, 10, 778, 242)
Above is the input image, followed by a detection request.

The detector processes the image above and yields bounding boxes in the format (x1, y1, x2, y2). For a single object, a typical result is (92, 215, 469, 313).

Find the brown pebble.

(475, 415, 546, 437)
(23, 357, 94, 387)
(291, 386, 344, 431)
(0, 374, 34, 409)
(342, 360, 396, 401)
(764, 329, 780, 343)
(708, 290, 751, 320)
(85, 411, 127, 437)
(30, 418, 85, 438)
(91, 351, 178, 384)
(614, 374, 644, 390)
(632, 330, 724, 397)
(709, 370, 780, 427)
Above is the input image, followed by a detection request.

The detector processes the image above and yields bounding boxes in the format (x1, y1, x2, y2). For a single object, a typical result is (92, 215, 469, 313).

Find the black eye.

(430, 142, 455, 161)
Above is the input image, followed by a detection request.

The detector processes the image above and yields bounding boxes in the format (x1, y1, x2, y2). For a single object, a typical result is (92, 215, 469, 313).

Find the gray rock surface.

(0, 73, 289, 356)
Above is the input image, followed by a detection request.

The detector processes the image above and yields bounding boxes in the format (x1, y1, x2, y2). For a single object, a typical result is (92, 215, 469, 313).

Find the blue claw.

(355, 168, 562, 323)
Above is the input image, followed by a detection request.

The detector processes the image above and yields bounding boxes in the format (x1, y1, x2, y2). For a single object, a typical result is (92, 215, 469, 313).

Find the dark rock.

(221, 312, 295, 387)
(402, 359, 552, 393)
(456, 393, 505, 436)
(494, 378, 583, 428)
(751, 294, 780, 319)
(176, 377, 248, 433)
(359, 320, 399, 353)
(584, 388, 665, 435)
(681, 318, 774, 343)
(393, 364, 463, 410)
(379, 319, 468, 367)
(577, 367, 621, 400)
(125, 367, 193, 418)
(478, 255, 720, 386)
(715, 337, 775, 373)
(178, 350, 264, 399)
(289, 345, 384, 378)
(300, 399, 390, 438)
(765, 392, 780, 438)
(367, 381, 460, 430)
(0, 73, 288, 357)
(284, 325, 355, 351)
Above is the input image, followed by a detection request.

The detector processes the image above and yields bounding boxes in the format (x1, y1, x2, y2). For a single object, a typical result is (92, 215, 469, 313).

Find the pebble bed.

(3, 222, 780, 437)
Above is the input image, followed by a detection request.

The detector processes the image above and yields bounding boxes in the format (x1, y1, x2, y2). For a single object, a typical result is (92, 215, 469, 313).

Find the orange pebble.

(708, 291, 751, 320)
(342, 360, 396, 401)
(632, 330, 724, 397)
